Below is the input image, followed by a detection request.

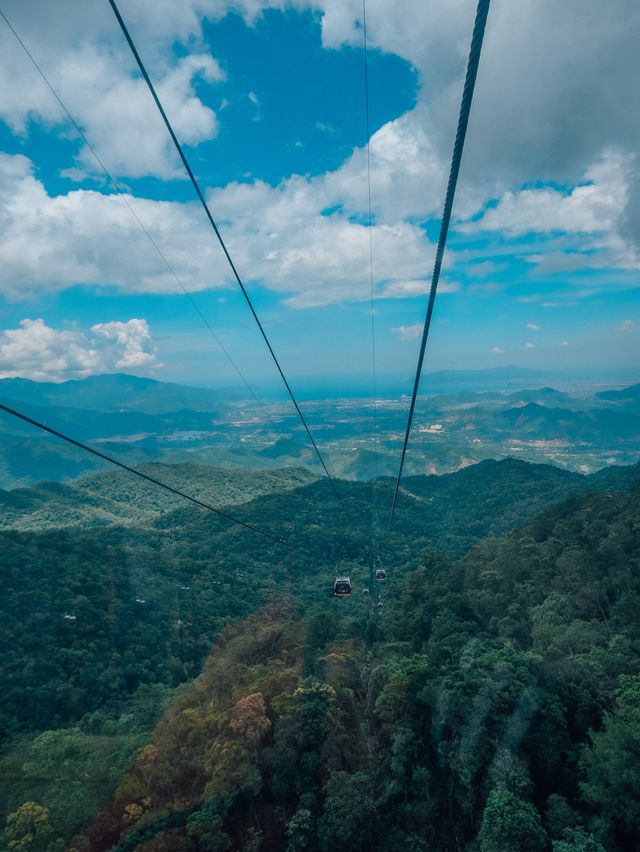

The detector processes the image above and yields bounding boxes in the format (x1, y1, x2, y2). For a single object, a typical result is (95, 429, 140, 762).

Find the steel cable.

(0, 402, 297, 548)
(107, 0, 349, 518)
(382, 0, 491, 558)
(0, 7, 312, 460)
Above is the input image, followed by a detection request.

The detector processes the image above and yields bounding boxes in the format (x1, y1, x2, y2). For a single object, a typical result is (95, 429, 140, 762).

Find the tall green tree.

(477, 788, 547, 852)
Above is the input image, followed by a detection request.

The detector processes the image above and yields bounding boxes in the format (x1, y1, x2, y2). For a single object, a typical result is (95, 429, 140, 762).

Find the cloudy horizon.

(0, 0, 638, 386)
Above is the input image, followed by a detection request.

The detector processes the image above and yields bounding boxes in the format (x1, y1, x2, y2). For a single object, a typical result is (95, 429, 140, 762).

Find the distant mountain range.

(596, 382, 640, 406)
(0, 373, 243, 414)
(0, 371, 639, 488)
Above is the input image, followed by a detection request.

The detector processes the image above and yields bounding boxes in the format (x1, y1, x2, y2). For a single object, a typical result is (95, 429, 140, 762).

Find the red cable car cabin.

(333, 577, 352, 596)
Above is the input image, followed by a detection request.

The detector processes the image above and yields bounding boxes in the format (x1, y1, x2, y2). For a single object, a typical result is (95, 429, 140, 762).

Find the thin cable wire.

(362, 0, 380, 613)
(0, 7, 311, 459)
(107, 0, 348, 518)
(382, 0, 491, 559)
(0, 402, 296, 548)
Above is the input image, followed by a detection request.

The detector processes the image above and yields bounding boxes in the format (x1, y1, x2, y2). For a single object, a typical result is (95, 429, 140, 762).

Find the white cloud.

(4, 0, 640, 215)
(522, 341, 535, 350)
(0, 1, 225, 179)
(324, 105, 449, 222)
(392, 323, 422, 342)
(0, 153, 230, 298)
(247, 90, 261, 121)
(69, 50, 224, 179)
(490, 345, 503, 354)
(0, 317, 158, 380)
(526, 322, 540, 331)
(209, 172, 440, 306)
(296, 0, 640, 250)
(617, 319, 635, 333)
(91, 319, 157, 368)
(3, 0, 640, 314)
(272, 220, 435, 308)
(462, 151, 631, 238)
(379, 279, 459, 299)
(559, 340, 569, 346)
(0, 153, 444, 308)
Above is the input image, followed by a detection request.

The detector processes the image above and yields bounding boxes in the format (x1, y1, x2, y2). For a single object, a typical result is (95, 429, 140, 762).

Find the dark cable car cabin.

(376, 568, 387, 581)
(333, 577, 352, 596)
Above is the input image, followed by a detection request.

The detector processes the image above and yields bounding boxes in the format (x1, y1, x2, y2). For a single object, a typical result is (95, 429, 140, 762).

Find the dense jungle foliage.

(1, 458, 639, 851)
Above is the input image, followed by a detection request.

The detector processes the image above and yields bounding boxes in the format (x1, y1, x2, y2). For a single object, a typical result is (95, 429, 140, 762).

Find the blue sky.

(0, 0, 638, 391)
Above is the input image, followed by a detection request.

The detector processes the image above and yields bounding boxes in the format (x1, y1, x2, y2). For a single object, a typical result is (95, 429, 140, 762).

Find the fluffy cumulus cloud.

(0, 0, 224, 178)
(304, 0, 640, 267)
(4, 0, 640, 185)
(462, 151, 633, 239)
(323, 105, 448, 222)
(0, 152, 438, 307)
(0, 152, 230, 298)
(92, 318, 157, 368)
(0, 317, 158, 380)
(289, 0, 640, 231)
(2, 0, 640, 310)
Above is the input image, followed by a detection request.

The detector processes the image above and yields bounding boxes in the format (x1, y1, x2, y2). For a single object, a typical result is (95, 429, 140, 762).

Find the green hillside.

(0, 374, 239, 414)
(1, 459, 639, 851)
(55, 474, 640, 851)
(0, 464, 318, 531)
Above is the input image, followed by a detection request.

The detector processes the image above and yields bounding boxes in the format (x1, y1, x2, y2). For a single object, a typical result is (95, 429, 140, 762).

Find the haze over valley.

(2, 368, 639, 490)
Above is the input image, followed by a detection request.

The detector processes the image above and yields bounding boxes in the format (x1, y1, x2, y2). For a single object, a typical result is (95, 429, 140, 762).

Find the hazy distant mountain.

(506, 386, 573, 405)
(0, 398, 221, 439)
(1, 373, 639, 488)
(0, 373, 241, 414)
(596, 382, 640, 399)
(259, 438, 310, 459)
(423, 390, 504, 406)
(596, 382, 640, 407)
(500, 401, 640, 440)
(422, 365, 539, 389)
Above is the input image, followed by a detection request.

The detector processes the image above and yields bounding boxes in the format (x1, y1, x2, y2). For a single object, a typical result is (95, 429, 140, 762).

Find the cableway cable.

(0, 7, 311, 460)
(382, 0, 490, 559)
(107, 0, 349, 518)
(0, 402, 295, 549)
(362, 0, 381, 609)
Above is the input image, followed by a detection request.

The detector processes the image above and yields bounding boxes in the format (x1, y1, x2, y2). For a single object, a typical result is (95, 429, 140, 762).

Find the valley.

(1, 370, 639, 489)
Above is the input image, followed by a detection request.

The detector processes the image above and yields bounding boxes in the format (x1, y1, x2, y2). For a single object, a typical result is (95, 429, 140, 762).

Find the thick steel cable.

(362, 0, 380, 614)
(0, 402, 296, 548)
(107, 0, 348, 518)
(382, 0, 491, 558)
(0, 7, 312, 459)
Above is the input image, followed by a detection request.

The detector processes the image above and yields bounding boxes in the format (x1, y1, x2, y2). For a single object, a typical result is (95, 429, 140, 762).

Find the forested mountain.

(1, 458, 639, 850)
(0, 465, 318, 531)
(0, 374, 237, 414)
(2, 373, 640, 489)
(595, 383, 640, 408)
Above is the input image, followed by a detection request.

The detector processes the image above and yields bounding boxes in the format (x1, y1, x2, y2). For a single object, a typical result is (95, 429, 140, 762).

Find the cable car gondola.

(362, 587, 370, 596)
(376, 568, 387, 581)
(333, 577, 352, 596)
